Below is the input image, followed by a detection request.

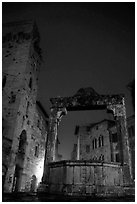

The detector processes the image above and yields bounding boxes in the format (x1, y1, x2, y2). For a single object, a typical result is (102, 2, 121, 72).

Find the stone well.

(45, 160, 127, 197)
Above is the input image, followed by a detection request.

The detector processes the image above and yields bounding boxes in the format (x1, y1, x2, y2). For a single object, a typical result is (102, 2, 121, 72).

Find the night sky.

(3, 2, 135, 159)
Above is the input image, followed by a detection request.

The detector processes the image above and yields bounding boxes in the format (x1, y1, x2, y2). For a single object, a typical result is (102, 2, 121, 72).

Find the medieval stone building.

(127, 115, 135, 180)
(72, 119, 122, 163)
(126, 80, 135, 180)
(2, 20, 48, 192)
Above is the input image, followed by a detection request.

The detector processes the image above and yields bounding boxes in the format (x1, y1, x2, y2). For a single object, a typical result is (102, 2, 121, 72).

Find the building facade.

(127, 115, 135, 180)
(72, 119, 122, 163)
(2, 20, 48, 192)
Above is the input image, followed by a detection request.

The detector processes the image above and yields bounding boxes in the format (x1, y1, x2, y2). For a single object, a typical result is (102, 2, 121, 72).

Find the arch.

(43, 87, 132, 183)
(12, 165, 23, 192)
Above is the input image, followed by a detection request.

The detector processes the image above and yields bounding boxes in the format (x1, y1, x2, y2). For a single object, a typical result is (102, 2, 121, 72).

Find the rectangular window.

(35, 144, 39, 157)
(2, 76, 7, 88)
(101, 135, 104, 146)
(29, 77, 32, 89)
(37, 119, 40, 128)
(26, 102, 29, 115)
(95, 139, 97, 148)
(112, 133, 118, 143)
(86, 145, 90, 153)
(115, 153, 120, 162)
(92, 140, 94, 150)
(98, 137, 101, 147)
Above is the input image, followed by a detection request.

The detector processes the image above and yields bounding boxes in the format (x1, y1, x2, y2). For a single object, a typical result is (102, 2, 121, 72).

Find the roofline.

(3, 20, 34, 27)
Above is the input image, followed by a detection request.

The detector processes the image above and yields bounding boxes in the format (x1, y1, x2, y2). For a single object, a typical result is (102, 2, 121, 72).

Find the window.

(115, 153, 120, 162)
(35, 144, 39, 157)
(92, 140, 94, 150)
(112, 133, 118, 143)
(2, 76, 7, 88)
(95, 138, 97, 148)
(102, 155, 104, 161)
(37, 119, 40, 128)
(86, 145, 90, 153)
(26, 102, 29, 114)
(98, 137, 101, 147)
(101, 135, 104, 146)
(29, 77, 32, 89)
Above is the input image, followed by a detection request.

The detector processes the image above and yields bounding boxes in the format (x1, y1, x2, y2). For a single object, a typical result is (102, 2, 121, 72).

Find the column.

(107, 98, 133, 183)
(42, 107, 67, 183)
(77, 134, 80, 160)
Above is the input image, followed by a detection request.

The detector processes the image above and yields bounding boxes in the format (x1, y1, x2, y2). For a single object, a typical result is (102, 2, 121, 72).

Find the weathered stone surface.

(46, 160, 128, 197)
(2, 21, 48, 193)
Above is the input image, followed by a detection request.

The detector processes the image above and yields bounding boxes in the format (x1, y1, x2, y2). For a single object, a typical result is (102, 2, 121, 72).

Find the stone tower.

(2, 20, 48, 193)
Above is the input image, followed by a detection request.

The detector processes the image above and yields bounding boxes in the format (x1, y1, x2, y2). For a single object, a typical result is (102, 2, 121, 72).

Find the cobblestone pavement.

(2, 193, 135, 202)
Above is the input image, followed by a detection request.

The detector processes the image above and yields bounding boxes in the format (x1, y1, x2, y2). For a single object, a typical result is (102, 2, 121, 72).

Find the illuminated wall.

(2, 20, 48, 192)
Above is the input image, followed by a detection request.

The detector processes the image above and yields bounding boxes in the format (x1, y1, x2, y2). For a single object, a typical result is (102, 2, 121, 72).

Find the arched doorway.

(12, 165, 23, 192)
(30, 175, 37, 192)
(12, 130, 27, 192)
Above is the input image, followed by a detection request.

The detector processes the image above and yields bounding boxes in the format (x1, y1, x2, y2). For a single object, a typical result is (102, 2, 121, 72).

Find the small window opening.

(95, 138, 97, 148)
(92, 140, 94, 150)
(35, 144, 39, 157)
(29, 77, 32, 89)
(115, 153, 120, 162)
(2, 76, 7, 88)
(26, 102, 29, 115)
(98, 137, 101, 147)
(101, 135, 104, 146)
(112, 133, 118, 143)
(37, 119, 40, 128)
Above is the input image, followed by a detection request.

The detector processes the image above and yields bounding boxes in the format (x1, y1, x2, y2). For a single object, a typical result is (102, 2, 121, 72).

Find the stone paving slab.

(2, 193, 135, 202)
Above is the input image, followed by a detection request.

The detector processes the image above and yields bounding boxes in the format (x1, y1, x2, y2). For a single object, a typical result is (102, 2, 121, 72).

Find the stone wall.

(2, 20, 47, 193)
(80, 121, 112, 162)
(74, 120, 121, 163)
(47, 160, 125, 197)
